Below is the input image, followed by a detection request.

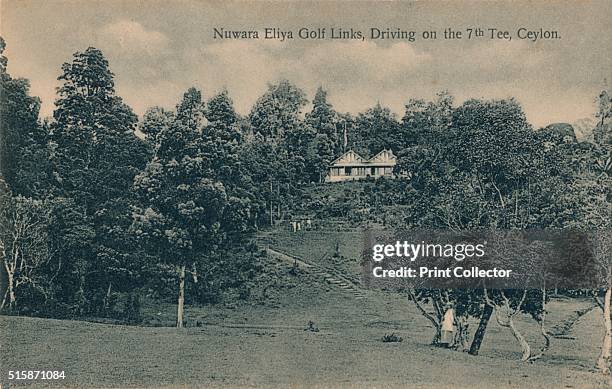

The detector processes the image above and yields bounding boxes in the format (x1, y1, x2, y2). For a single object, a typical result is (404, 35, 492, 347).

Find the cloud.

(185, 39, 431, 115)
(460, 40, 547, 70)
(3, 1, 608, 130)
(101, 20, 169, 56)
(302, 41, 431, 85)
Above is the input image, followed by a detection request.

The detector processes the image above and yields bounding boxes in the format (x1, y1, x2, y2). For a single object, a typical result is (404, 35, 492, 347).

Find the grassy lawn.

(2, 282, 610, 388)
(1, 228, 610, 388)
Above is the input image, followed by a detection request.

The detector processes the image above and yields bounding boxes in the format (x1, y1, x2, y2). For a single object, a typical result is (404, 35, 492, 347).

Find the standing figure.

(440, 303, 455, 348)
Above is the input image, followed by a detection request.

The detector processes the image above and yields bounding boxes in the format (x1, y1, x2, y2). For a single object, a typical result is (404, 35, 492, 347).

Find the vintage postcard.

(0, 1, 611, 388)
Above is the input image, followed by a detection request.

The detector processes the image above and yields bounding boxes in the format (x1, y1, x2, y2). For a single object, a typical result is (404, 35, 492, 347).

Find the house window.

(370, 167, 376, 176)
(345, 167, 352, 176)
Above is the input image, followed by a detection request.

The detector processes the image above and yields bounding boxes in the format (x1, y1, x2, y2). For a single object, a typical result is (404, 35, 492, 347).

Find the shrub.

(381, 333, 403, 342)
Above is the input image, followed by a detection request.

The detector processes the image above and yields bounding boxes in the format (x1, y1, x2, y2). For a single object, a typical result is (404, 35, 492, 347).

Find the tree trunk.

(529, 286, 550, 362)
(177, 264, 186, 328)
(431, 324, 442, 345)
(508, 317, 531, 361)
(103, 282, 112, 310)
(469, 304, 493, 355)
(7, 274, 15, 310)
(3, 268, 16, 311)
(596, 287, 611, 374)
(269, 181, 274, 226)
(406, 290, 442, 346)
(454, 315, 470, 350)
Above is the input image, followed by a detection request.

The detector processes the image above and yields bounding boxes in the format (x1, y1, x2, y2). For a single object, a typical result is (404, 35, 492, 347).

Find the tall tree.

(245, 81, 307, 218)
(305, 87, 339, 181)
(398, 97, 570, 356)
(306, 133, 336, 183)
(0, 182, 50, 311)
(402, 90, 454, 150)
(0, 37, 49, 198)
(204, 90, 258, 235)
(202, 90, 242, 182)
(139, 106, 175, 147)
(132, 132, 227, 326)
(206, 89, 238, 136)
(306, 87, 337, 138)
(176, 87, 206, 131)
(249, 80, 307, 141)
(51, 47, 150, 314)
(355, 103, 402, 156)
(283, 124, 316, 183)
(239, 134, 289, 227)
(133, 88, 257, 327)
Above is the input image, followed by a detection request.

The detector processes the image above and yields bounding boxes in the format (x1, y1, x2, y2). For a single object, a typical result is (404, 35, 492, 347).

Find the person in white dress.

(440, 303, 455, 347)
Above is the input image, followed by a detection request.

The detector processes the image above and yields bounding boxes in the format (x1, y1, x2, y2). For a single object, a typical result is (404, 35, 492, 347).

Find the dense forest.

(0, 39, 610, 369)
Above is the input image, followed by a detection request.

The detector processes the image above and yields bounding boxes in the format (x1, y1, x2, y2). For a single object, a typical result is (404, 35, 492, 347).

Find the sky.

(1, 0, 611, 128)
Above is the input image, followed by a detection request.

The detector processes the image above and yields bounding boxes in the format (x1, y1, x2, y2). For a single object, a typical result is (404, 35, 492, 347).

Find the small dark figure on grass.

(305, 320, 320, 332)
(381, 333, 403, 343)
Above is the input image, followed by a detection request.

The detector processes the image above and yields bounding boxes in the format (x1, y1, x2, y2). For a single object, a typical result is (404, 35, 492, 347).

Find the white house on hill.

(326, 149, 397, 182)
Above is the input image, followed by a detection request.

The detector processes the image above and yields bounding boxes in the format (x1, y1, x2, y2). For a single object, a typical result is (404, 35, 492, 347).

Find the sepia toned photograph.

(0, 0, 611, 388)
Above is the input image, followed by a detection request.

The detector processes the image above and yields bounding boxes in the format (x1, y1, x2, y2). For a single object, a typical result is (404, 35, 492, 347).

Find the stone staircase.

(266, 247, 367, 300)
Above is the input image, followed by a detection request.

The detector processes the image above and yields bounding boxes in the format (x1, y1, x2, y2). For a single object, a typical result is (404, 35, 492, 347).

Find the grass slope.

(1, 283, 609, 388)
(1, 227, 610, 388)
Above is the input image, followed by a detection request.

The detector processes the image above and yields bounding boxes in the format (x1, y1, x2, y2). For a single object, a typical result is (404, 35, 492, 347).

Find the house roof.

(329, 150, 367, 166)
(369, 149, 396, 164)
(329, 149, 396, 167)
